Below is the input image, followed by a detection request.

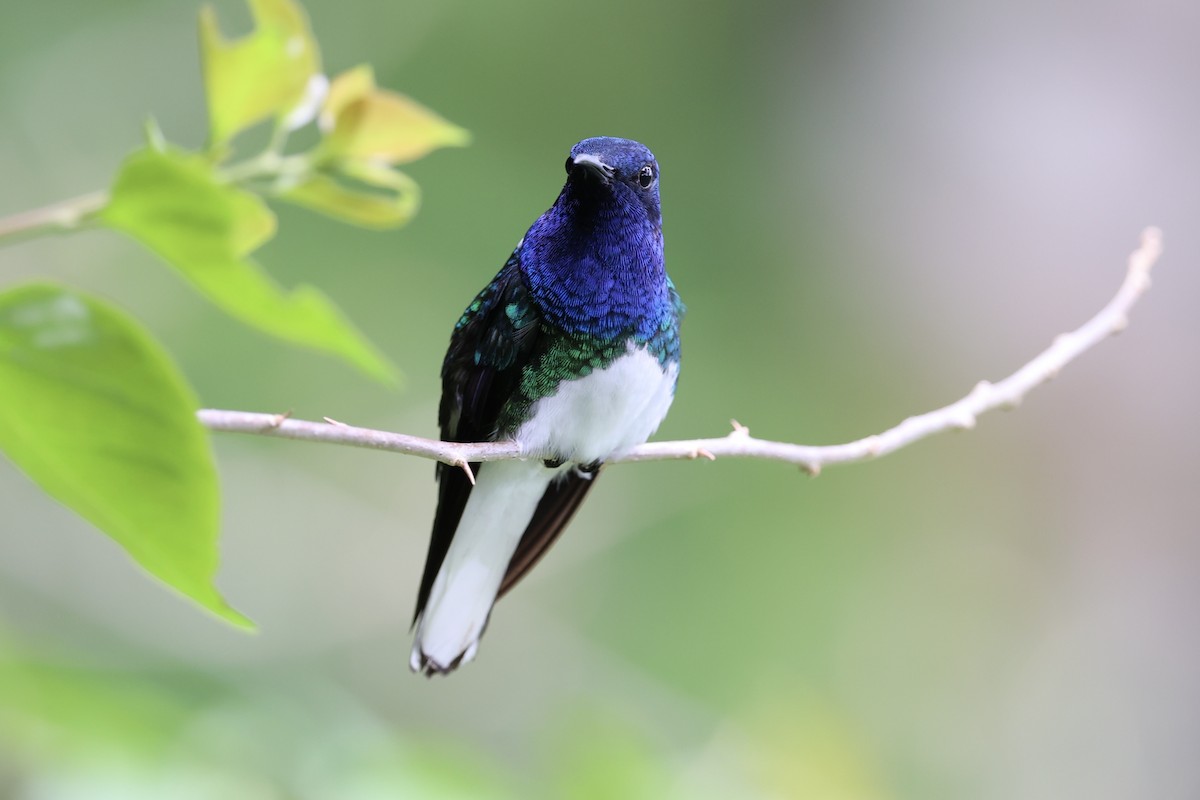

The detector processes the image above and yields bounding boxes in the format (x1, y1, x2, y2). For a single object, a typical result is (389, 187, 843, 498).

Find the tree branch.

(0, 191, 108, 243)
(197, 227, 1163, 476)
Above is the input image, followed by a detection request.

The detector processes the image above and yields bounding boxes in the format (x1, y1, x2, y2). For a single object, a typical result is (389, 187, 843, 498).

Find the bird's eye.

(565, 157, 574, 174)
(638, 165, 655, 188)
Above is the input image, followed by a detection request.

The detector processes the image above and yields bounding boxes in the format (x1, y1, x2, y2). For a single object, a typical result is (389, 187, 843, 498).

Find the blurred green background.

(2, 0, 1198, 797)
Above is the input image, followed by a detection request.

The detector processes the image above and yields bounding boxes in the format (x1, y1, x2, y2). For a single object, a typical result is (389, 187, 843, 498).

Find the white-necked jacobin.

(410, 137, 683, 675)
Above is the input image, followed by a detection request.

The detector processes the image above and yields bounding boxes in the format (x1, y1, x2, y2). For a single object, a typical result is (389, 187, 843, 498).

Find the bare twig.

(197, 228, 1162, 473)
(0, 191, 108, 243)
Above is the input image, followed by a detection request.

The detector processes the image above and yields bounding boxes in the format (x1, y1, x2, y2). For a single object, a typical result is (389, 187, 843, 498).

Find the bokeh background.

(2, 0, 1198, 797)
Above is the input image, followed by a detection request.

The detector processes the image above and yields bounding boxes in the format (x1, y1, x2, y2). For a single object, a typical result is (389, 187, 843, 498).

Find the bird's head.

(564, 136, 661, 221)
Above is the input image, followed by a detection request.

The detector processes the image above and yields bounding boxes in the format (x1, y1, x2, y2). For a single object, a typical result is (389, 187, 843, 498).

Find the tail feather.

(411, 460, 555, 675)
(499, 467, 598, 598)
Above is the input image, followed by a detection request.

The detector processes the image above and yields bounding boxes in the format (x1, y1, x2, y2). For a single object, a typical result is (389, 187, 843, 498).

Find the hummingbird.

(410, 137, 683, 675)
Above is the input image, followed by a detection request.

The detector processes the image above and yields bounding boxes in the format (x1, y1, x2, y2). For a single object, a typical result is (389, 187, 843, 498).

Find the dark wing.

(498, 468, 598, 598)
(413, 255, 541, 621)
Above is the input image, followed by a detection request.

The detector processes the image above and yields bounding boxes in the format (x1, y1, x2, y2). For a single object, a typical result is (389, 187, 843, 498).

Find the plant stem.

(0, 191, 108, 245)
(217, 152, 310, 186)
(194, 226, 1165, 475)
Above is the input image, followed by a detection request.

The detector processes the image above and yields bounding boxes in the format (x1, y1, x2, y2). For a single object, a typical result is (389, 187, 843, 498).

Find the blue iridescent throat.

(518, 178, 672, 344)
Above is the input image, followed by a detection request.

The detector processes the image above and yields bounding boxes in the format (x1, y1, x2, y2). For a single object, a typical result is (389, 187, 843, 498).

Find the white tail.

(411, 459, 555, 675)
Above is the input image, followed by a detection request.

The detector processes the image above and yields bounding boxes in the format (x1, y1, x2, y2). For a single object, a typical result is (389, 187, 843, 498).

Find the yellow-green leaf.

(99, 147, 398, 384)
(199, 0, 321, 145)
(318, 65, 470, 165)
(279, 162, 420, 229)
(0, 283, 249, 628)
(320, 64, 375, 125)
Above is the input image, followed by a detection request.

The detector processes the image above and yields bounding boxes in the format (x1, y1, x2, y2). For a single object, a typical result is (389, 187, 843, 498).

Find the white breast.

(515, 345, 678, 465)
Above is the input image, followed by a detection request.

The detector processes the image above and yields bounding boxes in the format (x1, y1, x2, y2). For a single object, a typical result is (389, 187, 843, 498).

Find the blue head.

(519, 137, 671, 340)
(564, 136, 662, 224)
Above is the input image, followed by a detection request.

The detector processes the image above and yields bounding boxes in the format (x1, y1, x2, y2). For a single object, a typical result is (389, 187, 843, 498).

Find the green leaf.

(321, 63, 375, 122)
(317, 65, 470, 165)
(279, 161, 420, 229)
(0, 283, 250, 628)
(199, 0, 320, 145)
(99, 147, 398, 385)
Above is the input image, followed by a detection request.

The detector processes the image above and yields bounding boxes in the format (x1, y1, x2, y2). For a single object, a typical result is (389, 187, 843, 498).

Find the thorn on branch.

(456, 459, 476, 485)
(1132, 227, 1162, 280)
(951, 412, 977, 430)
(800, 462, 821, 477)
(693, 448, 716, 461)
(323, 416, 348, 427)
(269, 410, 293, 428)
